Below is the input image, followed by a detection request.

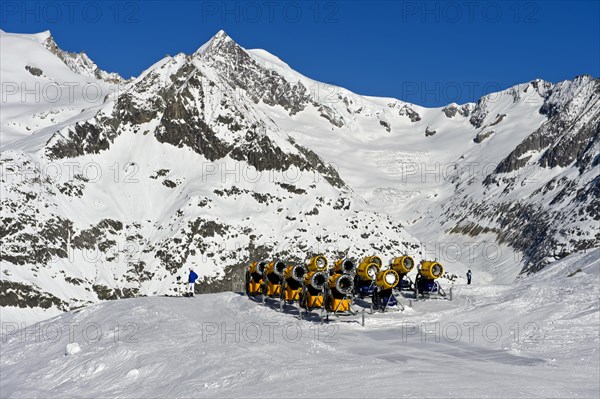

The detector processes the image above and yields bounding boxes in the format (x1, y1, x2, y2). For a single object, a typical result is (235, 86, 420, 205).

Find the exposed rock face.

(491, 76, 599, 176)
(473, 130, 494, 143)
(442, 103, 472, 118)
(42, 34, 127, 83)
(25, 65, 43, 76)
(425, 127, 437, 137)
(380, 120, 391, 132)
(397, 104, 421, 122)
(442, 76, 600, 273)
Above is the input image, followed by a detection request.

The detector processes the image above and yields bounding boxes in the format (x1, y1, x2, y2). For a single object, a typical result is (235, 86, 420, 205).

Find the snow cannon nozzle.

(334, 258, 356, 274)
(329, 273, 354, 295)
(284, 264, 306, 282)
(266, 260, 286, 277)
(304, 271, 328, 290)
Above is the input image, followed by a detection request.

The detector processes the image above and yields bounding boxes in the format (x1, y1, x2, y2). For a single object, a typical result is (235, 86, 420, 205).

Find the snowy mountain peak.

(194, 29, 235, 57)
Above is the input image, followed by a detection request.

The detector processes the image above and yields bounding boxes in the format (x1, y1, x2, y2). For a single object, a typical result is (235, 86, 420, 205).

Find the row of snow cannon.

(245, 255, 445, 315)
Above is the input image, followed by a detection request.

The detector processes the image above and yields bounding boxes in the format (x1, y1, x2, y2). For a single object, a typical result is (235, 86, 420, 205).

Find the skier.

(466, 269, 472, 285)
(188, 268, 199, 297)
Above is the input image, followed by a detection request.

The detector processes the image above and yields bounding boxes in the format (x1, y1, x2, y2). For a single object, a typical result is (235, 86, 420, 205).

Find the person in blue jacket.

(188, 268, 199, 297)
(466, 270, 472, 285)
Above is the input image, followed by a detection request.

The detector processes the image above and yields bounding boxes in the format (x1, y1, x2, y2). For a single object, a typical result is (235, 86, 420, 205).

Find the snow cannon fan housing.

(360, 255, 382, 269)
(307, 255, 328, 272)
(284, 265, 306, 282)
(248, 261, 265, 275)
(419, 261, 444, 280)
(329, 273, 354, 295)
(248, 260, 267, 277)
(282, 264, 306, 301)
(375, 269, 400, 290)
(390, 256, 415, 275)
(265, 260, 286, 283)
(334, 259, 356, 274)
(357, 262, 380, 281)
(304, 271, 328, 291)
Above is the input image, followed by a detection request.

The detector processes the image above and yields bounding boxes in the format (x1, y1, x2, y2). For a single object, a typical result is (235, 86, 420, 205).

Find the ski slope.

(2, 249, 598, 398)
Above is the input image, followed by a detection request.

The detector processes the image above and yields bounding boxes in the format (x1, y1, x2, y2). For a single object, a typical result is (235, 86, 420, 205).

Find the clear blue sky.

(2, 0, 599, 106)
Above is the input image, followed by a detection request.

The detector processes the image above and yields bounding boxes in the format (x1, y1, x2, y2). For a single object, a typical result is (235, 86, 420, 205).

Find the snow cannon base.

(247, 280, 263, 296)
(354, 279, 376, 298)
(372, 288, 399, 311)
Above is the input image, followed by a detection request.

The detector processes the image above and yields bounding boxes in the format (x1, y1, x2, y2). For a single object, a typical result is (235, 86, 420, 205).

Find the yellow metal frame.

(329, 297, 352, 312)
(305, 293, 324, 308)
(265, 281, 281, 297)
(248, 280, 262, 295)
(283, 286, 302, 302)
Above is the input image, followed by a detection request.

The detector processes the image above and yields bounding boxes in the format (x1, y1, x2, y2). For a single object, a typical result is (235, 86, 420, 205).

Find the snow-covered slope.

(1, 30, 598, 320)
(0, 31, 422, 321)
(1, 249, 598, 398)
(0, 30, 124, 149)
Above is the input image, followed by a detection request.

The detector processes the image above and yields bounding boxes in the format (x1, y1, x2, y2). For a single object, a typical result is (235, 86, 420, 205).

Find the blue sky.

(1, 0, 599, 106)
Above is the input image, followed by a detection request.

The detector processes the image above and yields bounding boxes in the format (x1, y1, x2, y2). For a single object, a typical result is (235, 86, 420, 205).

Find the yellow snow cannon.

(356, 262, 380, 282)
(355, 261, 380, 298)
(359, 255, 382, 269)
(245, 260, 267, 296)
(390, 255, 415, 275)
(415, 261, 446, 298)
(301, 270, 328, 309)
(281, 265, 306, 303)
(373, 269, 401, 310)
(419, 261, 444, 280)
(327, 273, 354, 313)
(390, 255, 416, 292)
(333, 258, 356, 274)
(307, 255, 328, 272)
(263, 260, 286, 297)
(375, 269, 400, 290)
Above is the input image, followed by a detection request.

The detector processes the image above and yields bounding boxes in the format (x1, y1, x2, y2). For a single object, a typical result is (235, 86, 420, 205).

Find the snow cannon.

(262, 260, 286, 298)
(359, 255, 382, 269)
(281, 265, 306, 303)
(333, 258, 356, 274)
(390, 255, 416, 291)
(245, 260, 267, 296)
(326, 273, 354, 313)
(354, 261, 380, 298)
(415, 261, 446, 298)
(301, 271, 328, 310)
(373, 269, 400, 310)
(307, 255, 328, 272)
(419, 261, 443, 280)
(390, 256, 415, 275)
